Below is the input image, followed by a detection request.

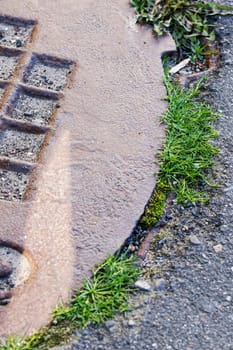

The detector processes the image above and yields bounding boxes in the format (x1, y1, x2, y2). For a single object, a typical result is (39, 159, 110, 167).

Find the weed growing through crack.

(131, 0, 233, 61)
(0, 254, 139, 350)
(53, 254, 139, 327)
(139, 75, 219, 229)
(160, 74, 219, 203)
(130, 0, 226, 228)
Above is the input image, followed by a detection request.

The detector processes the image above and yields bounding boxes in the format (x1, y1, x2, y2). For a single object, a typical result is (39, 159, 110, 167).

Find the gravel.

(0, 128, 45, 162)
(22, 54, 75, 92)
(5, 87, 59, 126)
(0, 49, 21, 80)
(0, 168, 30, 201)
(53, 6, 233, 350)
(0, 16, 35, 49)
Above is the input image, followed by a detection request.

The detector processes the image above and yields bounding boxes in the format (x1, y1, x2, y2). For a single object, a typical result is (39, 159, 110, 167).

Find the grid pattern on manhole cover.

(0, 47, 23, 80)
(0, 15, 36, 49)
(4, 86, 60, 126)
(22, 54, 75, 92)
(0, 15, 76, 201)
(0, 127, 45, 162)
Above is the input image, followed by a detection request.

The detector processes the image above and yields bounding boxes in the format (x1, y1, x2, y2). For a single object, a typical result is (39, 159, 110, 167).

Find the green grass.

(131, 0, 233, 61)
(159, 75, 219, 203)
(53, 254, 139, 326)
(0, 254, 139, 350)
(139, 75, 219, 229)
(130, 0, 224, 229)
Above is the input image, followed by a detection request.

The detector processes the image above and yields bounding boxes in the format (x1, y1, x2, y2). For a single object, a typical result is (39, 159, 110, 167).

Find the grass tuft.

(159, 75, 219, 204)
(0, 254, 139, 350)
(53, 254, 139, 327)
(139, 75, 219, 229)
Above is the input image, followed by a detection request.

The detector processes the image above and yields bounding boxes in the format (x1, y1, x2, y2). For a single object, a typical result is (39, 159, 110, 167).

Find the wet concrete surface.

(0, 0, 175, 336)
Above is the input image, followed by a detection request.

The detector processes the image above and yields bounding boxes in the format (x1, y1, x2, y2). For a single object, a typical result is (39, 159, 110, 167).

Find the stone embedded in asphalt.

(170, 281, 179, 292)
(199, 300, 217, 314)
(128, 320, 136, 327)
(213, 243, 223, 253)
(189, 235, 202, 245)
(154, 278, 168, 291)
(105, 320, 116, 332)
(0, 258, 13, 278)
(135, 280, 152, 292)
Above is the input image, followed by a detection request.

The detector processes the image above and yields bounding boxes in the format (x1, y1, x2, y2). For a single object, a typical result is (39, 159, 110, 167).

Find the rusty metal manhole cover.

(0, 0, 175, 337)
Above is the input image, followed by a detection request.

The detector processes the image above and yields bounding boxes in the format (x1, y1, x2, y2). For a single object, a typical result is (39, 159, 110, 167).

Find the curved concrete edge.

(0, 0, 176, 337)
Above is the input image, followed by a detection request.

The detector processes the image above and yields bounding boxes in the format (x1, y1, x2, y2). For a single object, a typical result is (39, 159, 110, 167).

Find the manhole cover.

(0, 244, 32, 304)
(0, 1, 175, 337)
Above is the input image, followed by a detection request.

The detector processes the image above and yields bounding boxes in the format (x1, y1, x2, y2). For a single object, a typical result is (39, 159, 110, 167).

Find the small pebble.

(213, 244, 223, 253)
(154, 278, 168, 291)
(189, 235, 202, 245)
(170, 281, 179, 292)
(128, 320, 136, 327)
(16, 39, 23, 47)
(199, 301, 216, 314)
(105, 320, 116, 332)
(135, 280, 152, 292)
(128, 244, 136, 252)
(96, 332, 104, 341)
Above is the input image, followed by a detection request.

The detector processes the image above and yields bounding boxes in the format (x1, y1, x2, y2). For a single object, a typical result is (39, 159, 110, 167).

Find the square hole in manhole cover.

(4, 86, 60, 126)
(0, 126, 45, 163)
(0, 167, 30, 201)
(21, 53, 75, 91)
(0, 48, 23, 81)
(0, 15, 36, 49)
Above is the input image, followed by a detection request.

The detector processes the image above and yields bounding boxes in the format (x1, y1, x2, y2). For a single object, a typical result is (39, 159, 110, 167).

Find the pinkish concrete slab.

(0, 0, 175, 337)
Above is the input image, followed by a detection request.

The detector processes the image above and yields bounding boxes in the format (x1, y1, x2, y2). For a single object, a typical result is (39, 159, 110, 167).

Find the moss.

(139, 181, 169, 230)
(0, 321, 75, 350)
